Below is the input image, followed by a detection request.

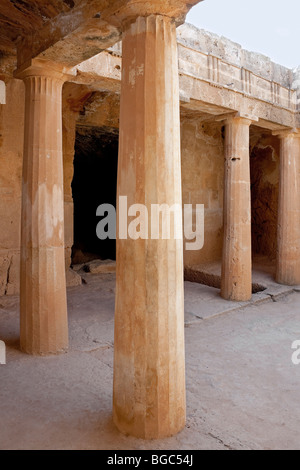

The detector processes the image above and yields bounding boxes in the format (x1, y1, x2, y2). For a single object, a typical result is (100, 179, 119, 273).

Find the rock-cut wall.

(0, 80, 82, 295)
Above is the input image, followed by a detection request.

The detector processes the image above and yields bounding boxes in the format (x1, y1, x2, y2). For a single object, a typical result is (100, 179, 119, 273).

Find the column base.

(113, 413, 186, 441)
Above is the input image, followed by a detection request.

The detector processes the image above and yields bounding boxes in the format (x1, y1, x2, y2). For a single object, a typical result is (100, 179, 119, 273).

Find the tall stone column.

(275, 132, 300, 285)
(0, 80, 5, 104)
(16, 62, 70, 355)
(221, 116, 252, 301)
(113, 15, 185, 439)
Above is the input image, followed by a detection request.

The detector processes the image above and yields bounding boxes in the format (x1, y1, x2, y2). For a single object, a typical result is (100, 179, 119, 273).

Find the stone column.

(0, 80, 5, 104)
(16, 62, 70, 355)
(113, 15, 185, 439)
(276, 132, 300, 285)
(221, 116, 252, 301)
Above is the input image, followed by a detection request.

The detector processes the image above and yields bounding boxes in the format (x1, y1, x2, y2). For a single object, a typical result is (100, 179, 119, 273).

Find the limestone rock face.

(84, 260, 116, 274)
(66, 268, 82, 287)
(106, 0, 203, 27)
(292, 66, 300, 101)
(0, 255, 11, 296)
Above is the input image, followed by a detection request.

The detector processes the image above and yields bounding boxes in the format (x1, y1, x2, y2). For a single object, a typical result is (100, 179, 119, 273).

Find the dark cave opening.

(71, 126, 119, 265)
(250, 138, 279, 262)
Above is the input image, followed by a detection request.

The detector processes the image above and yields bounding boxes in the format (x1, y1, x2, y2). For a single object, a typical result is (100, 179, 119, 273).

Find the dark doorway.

(72, 126, 118, 264)
(250, 131, 279, 262)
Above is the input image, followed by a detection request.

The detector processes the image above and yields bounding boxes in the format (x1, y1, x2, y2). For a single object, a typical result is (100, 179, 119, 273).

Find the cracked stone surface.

(184, 257, 300, 323)
(1, 272, 300, 449)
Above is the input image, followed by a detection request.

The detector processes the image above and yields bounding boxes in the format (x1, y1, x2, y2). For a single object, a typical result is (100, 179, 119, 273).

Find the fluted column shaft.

(113, 15, 185, 439)
(0, 80, 5, 104)
(221, 117, 252, 301)
(19, 67, 68, 355)
(276, 133, 300, 285)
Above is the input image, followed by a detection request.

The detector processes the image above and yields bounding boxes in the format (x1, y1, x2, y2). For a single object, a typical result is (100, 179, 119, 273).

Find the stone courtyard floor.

(1, 270, 300, 450)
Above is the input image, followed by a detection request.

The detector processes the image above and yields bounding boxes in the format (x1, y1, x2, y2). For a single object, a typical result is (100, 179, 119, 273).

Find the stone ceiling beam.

(70, 57, 298, 132)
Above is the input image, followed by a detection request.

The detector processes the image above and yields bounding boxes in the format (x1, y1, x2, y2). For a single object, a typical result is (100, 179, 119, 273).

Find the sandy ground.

(0, 271, 300, 450)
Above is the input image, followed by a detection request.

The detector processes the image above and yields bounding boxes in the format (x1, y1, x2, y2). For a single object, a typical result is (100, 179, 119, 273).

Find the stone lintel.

(215, 111, 258, 125)
(272, 128, 300, 139)
(106, 0, 204, 29)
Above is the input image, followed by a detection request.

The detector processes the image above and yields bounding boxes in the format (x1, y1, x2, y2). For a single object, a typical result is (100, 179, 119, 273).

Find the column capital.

(272, 128, 300, 139)
(106, 0, 203, 29)
(217, 111, 258, 126)
(13, 58, 76, 82)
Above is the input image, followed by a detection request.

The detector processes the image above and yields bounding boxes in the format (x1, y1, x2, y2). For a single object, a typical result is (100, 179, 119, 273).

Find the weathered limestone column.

(113, 15, 185, 439)
(275, 131, 300, 285)
(221, 116, 252, 301)
(0, 80, 5, 104)
(15, 61, 70, 355)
